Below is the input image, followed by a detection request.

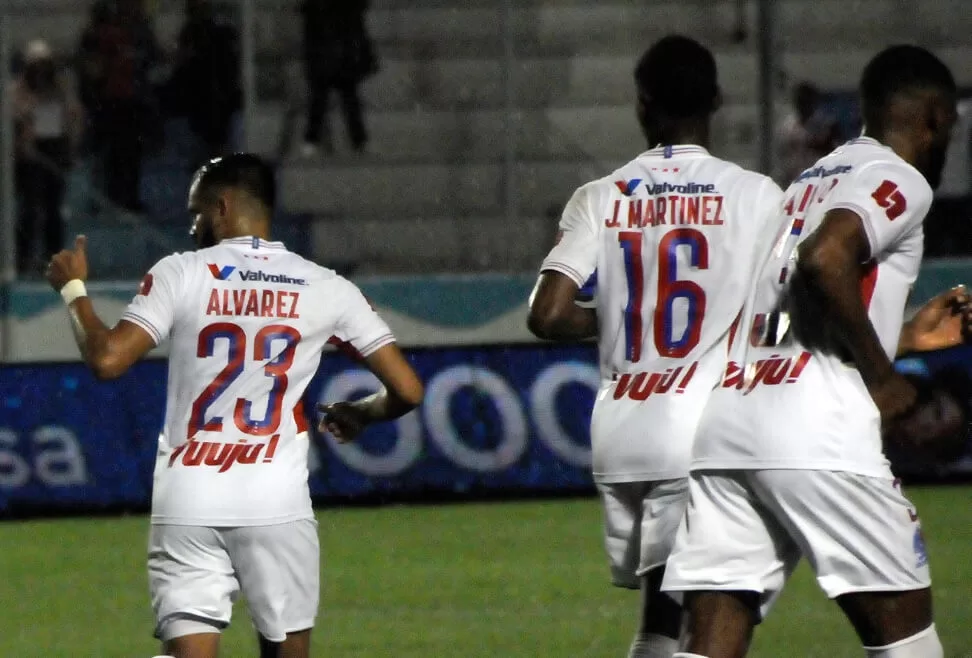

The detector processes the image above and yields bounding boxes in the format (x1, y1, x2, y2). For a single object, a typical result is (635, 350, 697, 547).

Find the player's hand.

(317, 401, 369, 443)
(869, 372, 919, 429)
(46, 235, 89, 291)
(900, 285, 972, 353)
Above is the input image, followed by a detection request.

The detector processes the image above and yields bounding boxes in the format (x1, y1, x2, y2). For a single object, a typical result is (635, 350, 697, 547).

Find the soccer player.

(662, 46, 959, 658)
(528, 36, 786, 658)
(45, 153, 424, 658)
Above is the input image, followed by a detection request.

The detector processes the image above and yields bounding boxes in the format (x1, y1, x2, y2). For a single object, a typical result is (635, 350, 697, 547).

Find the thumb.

(74, 235, 87, 253)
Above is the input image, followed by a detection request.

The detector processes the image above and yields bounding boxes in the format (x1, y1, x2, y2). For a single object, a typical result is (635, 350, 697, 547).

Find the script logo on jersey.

(614, 179, 643, 196)
(208, 264, 236, 280)
(168, 434, 280, 473)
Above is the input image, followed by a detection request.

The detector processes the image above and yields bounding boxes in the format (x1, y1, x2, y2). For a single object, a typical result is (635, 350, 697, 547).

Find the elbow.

(88, 353, 126, 381)
(795, 241, 849, 290)
(527, 306, 561, 340)
(401, 380, 425, 412)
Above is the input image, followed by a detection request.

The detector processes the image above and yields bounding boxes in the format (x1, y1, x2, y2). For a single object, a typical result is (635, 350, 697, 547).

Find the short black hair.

(860, 45, 956, 129)
(193, 153, 277, 211)
(635, 35, 719, 118)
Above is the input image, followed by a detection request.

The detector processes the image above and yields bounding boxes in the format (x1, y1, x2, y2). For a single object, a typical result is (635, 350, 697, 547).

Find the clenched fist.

(46, 235, 89, 292)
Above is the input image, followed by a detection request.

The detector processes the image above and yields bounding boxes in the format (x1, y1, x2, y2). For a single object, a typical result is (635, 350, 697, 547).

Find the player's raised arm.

(46, 235, 158, 380)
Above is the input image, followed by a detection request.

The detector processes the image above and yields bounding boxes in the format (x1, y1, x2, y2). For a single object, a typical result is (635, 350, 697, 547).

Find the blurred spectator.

(300, 0, 377, 157)
(11, 40, 83, 276)
(77, 0, 160, 212)
(732, 0, 747, 43)
(777, 82, 841, 185)
(162, 0, 241, 166)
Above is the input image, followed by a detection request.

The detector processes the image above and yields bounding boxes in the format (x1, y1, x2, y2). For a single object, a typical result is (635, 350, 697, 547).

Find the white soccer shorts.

(662, 470, 931, 618)
(148, 519, 320, 643)
(597, 478, 689, 589)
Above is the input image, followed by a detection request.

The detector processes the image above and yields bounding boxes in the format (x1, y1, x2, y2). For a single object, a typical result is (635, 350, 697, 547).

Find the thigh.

(662, 471, 800, 619)
(226, 519, 321, 643)
(147, 524, 239, 641)
(597, 481, 648, 589)
(751, 471, 931, 599)
(637, 477, 688, 575)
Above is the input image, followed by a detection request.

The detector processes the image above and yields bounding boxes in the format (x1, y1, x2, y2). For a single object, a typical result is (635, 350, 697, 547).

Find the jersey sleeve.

(824, 161, 933, 258)
(332, 278, 396, 358)
(540, 183, 602, 287)
(120, 254, 184, 345)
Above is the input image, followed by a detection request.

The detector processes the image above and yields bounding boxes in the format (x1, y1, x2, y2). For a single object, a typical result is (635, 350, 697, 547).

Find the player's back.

(126, 237, 393, 525)
(547, 145, 782, 482)
(692, 137, 933, 476)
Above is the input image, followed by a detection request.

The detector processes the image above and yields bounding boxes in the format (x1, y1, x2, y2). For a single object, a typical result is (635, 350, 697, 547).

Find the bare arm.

(48, 236, 158, 380)
(527, 271, 597, 341)
(66, 300, 157, 380)
(352, 343, 424, 421)
(796, 208, 893, 386)
(318, 343, 424, 442)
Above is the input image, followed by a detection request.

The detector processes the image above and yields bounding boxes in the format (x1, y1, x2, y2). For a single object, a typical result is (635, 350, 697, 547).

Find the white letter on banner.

(424, 365, 527, 472)
(530, 362, 597, 467)
(0, 429, 31, 488)
(318, 369, 422, 476)
(34, 426, 89, 486)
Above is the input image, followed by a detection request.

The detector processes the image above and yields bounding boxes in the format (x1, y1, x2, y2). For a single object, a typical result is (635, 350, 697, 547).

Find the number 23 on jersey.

(188, 323, 302, 439)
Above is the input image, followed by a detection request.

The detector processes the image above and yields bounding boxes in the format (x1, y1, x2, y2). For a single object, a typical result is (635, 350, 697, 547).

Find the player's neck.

(649, 121, 709, 150)
(223, 218, 271, 243)
(866, 128, 920, 169)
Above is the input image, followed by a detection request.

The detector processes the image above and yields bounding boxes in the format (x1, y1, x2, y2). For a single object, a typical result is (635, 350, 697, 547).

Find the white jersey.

(692, 137, 933, 476)
(122, 236, 395, 525)
(541, 145, 783, 482)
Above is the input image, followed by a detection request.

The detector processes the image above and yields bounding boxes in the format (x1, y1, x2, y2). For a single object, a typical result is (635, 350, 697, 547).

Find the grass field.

(1, 486, 971, 658)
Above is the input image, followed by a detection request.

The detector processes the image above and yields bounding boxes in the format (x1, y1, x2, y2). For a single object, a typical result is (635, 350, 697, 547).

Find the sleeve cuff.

(121, 312, 163, 346)
(356, 333, 396, 358)
(540, 261, 589, 288)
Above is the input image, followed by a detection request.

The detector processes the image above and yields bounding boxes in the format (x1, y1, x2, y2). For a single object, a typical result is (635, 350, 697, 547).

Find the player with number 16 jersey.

(529, 35, 783, 658)
(543, 146, 781, 485)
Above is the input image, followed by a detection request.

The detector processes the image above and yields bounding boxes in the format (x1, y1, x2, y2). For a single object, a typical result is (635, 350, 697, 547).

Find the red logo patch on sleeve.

(138, 273, 154, 296)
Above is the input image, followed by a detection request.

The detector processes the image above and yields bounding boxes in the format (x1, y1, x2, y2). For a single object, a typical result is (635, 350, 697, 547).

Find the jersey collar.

(639, 144, 710, 159)
(221, 236, 287, 250)
(845, 135, 889, 150)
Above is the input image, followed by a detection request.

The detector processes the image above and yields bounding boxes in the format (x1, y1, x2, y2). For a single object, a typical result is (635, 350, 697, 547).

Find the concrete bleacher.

(9, 0, 972, 274)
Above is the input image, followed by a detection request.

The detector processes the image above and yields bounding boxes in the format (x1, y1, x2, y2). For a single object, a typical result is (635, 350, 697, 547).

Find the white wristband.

(60, 279, 88, 306)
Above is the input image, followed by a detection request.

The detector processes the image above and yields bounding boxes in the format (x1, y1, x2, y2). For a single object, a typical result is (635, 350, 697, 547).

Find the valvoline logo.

(207, 264, 236, 280)
(644, 182, 717, 195)
(614, 179, 642, 196)
(207, 263, 307, 285)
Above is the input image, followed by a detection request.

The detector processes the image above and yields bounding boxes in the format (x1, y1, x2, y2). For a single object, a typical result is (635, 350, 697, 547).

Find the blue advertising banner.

(1, 342, 970, 513)
(0, 344, 600, 513)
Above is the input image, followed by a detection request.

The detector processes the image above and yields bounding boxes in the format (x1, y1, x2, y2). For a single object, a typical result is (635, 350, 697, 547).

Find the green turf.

(1, 486, 970, 657)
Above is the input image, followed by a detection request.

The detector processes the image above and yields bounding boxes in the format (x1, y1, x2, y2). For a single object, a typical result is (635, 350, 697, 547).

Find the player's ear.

(215, 191, 231, 219)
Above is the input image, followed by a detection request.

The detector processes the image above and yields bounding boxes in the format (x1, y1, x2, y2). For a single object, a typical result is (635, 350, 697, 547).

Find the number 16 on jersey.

(618, 229, 709, 362)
